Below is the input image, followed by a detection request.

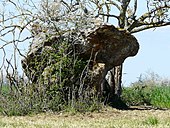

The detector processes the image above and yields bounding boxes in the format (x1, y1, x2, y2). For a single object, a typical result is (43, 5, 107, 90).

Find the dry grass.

(0, 107, 170, 128)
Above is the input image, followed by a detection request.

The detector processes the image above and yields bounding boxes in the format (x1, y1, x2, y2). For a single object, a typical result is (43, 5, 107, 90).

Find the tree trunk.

(107, 64, 127, 109)
(108, 64, 123, 97)
(113, 64, 123, 98)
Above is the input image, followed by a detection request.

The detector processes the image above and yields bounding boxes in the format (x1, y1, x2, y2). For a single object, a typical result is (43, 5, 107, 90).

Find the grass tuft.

(122, 72, 170, 109)
(144, 116, 159, 125)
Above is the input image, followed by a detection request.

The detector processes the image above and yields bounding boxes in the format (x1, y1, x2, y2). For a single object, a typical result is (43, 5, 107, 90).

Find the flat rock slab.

(22, 25, 139, 82)
(81, 25, 139, 69)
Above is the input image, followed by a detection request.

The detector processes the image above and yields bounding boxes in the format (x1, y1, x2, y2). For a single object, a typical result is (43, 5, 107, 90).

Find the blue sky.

(123, 26, 170, 86)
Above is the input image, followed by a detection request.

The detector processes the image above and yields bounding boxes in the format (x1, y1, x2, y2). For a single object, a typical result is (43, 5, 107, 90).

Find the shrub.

(122, 72, 170, 108)
(122, 85, 152, 106)
(122, 85, 170, 108)
(0, 41, 101, 116)
(150, 86, 170, 108)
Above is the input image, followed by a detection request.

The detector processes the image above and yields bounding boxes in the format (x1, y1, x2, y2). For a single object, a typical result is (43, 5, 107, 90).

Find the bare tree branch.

(127, 3, 170, 32)
(133, 0, 137, 17)
(119, 0, 131, 28)
(0, 47, 6, 70)
(138, 6, 170, 22)
(106, 1, 121, 11)
(98, 13, 119, 19)
(131, 21, 170, 33)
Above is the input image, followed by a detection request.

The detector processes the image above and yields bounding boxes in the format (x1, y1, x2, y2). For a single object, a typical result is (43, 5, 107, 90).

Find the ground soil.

(0, 106, 170, 128)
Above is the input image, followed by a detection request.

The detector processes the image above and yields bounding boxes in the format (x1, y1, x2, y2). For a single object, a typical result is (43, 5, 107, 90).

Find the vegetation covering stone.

(0, 0, 170, 116)
(21, 24, 139, 109)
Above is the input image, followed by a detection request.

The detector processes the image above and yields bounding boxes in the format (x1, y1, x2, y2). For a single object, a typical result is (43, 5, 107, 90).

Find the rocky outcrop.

(21, 33, 60, 82)
(82, 25, 139, 70)
(21, 25, 139, 91)
(80, 25, 139, 95)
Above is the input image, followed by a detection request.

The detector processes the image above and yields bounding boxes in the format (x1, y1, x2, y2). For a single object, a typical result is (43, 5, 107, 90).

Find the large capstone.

(22, 25, 139, 84)
(81, 25, 139, 70)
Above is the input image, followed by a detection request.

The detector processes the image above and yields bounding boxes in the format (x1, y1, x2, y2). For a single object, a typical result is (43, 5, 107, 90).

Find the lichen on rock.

(21, 24, 139, 95)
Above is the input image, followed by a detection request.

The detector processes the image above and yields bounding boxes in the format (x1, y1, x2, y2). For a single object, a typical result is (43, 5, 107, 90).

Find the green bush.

(122, 72, 170, 109)
(122, 85, 152, 106)
(150, 86, 170, 108)
(122, 85, 170, 108)
(0, 41, 101, 116)
(0, 86, 101, 116)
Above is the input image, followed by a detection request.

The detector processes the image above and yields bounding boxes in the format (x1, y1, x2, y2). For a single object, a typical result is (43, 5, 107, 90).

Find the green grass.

(0, 108, 170, 128)
(143, 116, 159, 126)
(0, 85, 10, 95)
(122, 71, 170, 109)
(122, 85, 170, 109)
(150, 86, 170, 108)
(1, 71, 170, 116)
